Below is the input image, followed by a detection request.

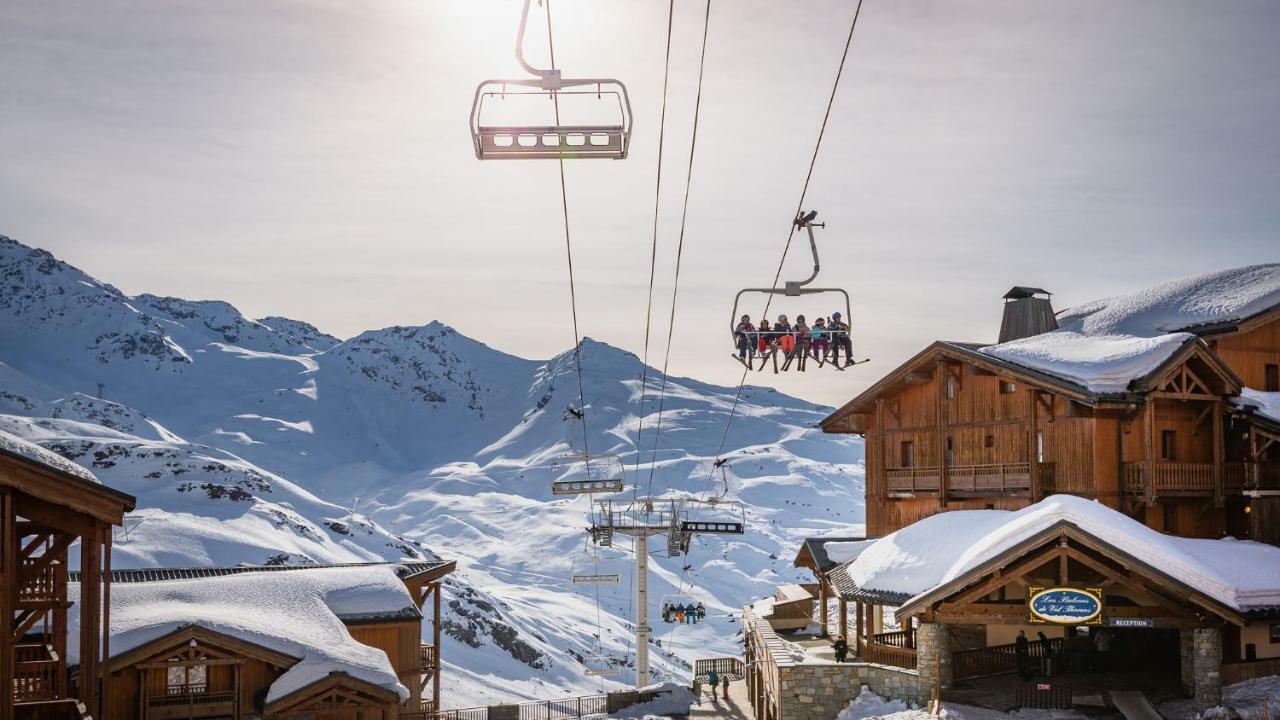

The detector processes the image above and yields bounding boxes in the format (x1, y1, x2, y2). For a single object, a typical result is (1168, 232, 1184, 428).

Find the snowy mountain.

(0, 235, 866, 706)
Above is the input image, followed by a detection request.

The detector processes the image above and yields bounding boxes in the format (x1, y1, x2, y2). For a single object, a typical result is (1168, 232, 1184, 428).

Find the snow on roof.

(977, 265, 1280, 393)
(1057, 264, 1280, 336)
(774, 584, 814, 604)
(824, 540, 877, 566)
(1235, 389, 1280, 425)
(69, 564, 413, 703)
(840, 495, 1280, 613)
(980, 331, 1193, 393)
(0, 427, 98, 482)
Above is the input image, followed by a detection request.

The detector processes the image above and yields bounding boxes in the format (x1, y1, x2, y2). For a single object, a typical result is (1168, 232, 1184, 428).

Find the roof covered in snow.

(70, 563, 424, 703)
(0, 426, 100, 483)
(828, 495, 1280, 616)
(1234, 389, 1280, 428)
(795, 537, 869, 573)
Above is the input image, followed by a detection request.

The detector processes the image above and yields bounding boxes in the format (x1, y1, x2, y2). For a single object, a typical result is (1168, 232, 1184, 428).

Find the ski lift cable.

(643, 0, 713, 499)
(630, 0, 676, 503)
(712, 0, 867, 464)
(543, 0, 607, 651)
(667, 1, 869, 648)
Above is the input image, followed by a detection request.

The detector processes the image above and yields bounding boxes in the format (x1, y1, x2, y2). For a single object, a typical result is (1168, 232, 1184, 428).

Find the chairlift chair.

(584, 649, 622, 677)
(679, 500, 746, 536)
(730, 210, 863, 372)
(470, 0, 633, 160)
(658, 594, 702, 624)
(570, 545, 623, 585)
(550, 452, 626, 495)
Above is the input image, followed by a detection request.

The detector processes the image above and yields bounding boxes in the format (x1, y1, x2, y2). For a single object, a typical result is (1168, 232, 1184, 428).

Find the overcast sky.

(3, 1, 1279, 406)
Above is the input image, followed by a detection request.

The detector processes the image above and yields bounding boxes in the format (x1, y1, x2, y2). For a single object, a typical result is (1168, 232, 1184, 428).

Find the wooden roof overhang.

(263, 670, 401, 717)
(894, 520, 1247, 629)
(0, 447, 136, 527)
(793, 537, 865, 577)
(107, 623, 298, 674)
(1137, 337, 1243, 398)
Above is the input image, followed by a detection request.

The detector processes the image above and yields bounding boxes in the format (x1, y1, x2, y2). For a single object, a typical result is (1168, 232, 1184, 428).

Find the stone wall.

(1192, 627, 1222, 709)
(916, 622, 952, 693)
(775, 662, 925, 720)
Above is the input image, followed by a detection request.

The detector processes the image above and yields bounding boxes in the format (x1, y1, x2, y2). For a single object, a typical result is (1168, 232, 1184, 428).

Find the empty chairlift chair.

(550, 453, 626, 495)
(470, 0, 633, 160)
(679, 499, 746, 536)
(584, 648, 622, 677)
(571, 547, 622, 585)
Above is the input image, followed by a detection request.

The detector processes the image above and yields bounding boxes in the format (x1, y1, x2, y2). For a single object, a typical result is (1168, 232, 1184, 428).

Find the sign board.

(1037, 684, 1052, 691)
(1028, 587, 1103, 625)
(1108, 617, 1154, 628)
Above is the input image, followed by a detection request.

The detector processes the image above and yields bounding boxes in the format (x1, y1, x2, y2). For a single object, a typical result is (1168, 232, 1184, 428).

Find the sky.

(2, 0, 1279, 406)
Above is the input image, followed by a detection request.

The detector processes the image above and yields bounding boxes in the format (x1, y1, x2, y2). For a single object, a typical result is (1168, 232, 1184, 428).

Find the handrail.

(953, 637, 1064, 680)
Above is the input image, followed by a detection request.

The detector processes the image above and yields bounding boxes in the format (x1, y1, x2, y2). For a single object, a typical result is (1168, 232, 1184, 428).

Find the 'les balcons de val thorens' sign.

(1028, 587, 1103, 625)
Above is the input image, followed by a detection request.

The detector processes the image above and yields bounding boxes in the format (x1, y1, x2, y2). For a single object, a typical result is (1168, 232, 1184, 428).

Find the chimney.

(998, 287, 1058, 343)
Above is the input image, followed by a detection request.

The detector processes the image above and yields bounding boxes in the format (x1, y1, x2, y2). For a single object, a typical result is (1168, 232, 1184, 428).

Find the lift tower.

(589, 497, 745, 688)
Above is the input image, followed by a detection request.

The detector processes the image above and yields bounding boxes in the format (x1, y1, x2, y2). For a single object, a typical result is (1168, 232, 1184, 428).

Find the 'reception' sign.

(1028, 587, 1103, 625)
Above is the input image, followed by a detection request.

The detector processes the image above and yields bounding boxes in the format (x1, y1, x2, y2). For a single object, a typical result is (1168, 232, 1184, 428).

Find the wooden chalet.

(821, 283, 1280, 543)
(743, 270, 1280, 715)
(70, 560, 456, 720)
(1, 431, 136, 720)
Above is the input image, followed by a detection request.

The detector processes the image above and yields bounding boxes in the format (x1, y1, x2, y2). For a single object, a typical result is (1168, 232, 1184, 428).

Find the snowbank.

(0, 426, 99, 482)
(610, 683, 694, 719)
(1159, 675, 1280, 720)
(837, 686, 912, 720)
(839, 495, 1280, 612)
(69, 565, 413, 702)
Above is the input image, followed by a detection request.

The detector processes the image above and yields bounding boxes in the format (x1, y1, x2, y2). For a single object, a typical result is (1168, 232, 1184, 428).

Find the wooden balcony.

(1225, 462, 1280, 493)
(420, 643, 438, 672)
(948, 463, 1031, 496)
(860, 629, 916, 669)
(1124, 462, 1215, 496)
(886, 463, 1032, 497)
(13, 699, 90, 720)
(14, 644, 64, 703)
(146, 689, 236, 720)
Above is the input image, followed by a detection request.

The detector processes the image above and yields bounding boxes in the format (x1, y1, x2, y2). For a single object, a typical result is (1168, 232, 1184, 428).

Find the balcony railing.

(14, 644, 63, 703)
(862, 642, 916, 669)
(948, 463, 1031, 495)
(953, 637, 1064, 680)
(871, 629, 915, 649)
(421, 643, 438, 672)
(1124, 462, 1215, 495)
(886, 464, 1033, 496)
(13, 699, 90, 720)
(1225, 462, 1280, 493)
(885, 467, 941, 494)
(147, 690, 236, 720)
(18, 561, 60, 603)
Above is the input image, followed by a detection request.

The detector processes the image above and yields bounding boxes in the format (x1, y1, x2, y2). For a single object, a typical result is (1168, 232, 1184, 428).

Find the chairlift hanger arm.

(515, 0, 561, 88)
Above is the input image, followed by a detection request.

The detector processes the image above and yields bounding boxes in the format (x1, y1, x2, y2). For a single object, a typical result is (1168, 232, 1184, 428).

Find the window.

(946, 376, 956, 399)
(1161, 430, 1177, 461)
(900, 441, 915, 468)
(1036, 431, 1044, 463)
(945, 437, 954, 467)
(166, 660, 207, 695)
(999, 380, 1017, 394)
(984, 434, 995, 449)
(1266, 364, 1279, 392)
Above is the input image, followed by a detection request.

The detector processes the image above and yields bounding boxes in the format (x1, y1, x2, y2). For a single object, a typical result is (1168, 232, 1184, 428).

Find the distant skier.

(696, 602, 706, 623)
(721, 674, 730, 700)
(707, 670, 720, 702)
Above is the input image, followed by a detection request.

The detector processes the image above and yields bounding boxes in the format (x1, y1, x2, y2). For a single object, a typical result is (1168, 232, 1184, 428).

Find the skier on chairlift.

(793, 315, 811, 371)
(829, 311, 852, 366)
(734, 315, 756, 362)
(810, 318, 830, 365)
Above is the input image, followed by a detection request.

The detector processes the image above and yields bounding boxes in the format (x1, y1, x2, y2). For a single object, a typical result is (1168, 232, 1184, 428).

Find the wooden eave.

(0, 449, 135, 525)
(1132, 337, 1243, 396)
(107, 624, 298, 673)
(895, 520, 1247, 627)
(400, 559, 456, 587)
(263, 671, 401, 716)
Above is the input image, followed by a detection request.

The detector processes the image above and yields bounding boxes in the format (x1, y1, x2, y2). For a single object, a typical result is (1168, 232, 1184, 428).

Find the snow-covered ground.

(0, 236, 865, 705)
(1160, 676, 1280, 720)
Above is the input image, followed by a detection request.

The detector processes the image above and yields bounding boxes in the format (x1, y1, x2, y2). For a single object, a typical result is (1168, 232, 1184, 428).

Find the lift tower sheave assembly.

(589, 497, 745, 688)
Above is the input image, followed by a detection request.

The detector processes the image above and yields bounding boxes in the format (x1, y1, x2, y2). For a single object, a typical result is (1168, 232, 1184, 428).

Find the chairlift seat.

(471, 81, 633, 160)
(584, 654, 621, 676)
(681, 520, 744, 535)
(551, 478, 625, 495)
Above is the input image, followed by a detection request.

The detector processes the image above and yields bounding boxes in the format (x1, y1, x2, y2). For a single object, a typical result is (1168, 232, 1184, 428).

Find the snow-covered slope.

(0, 236, 865, 706)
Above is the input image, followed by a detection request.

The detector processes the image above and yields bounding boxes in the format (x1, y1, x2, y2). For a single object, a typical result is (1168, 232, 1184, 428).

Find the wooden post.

(102, 527, 112, 720)
(1, 490, 14, 720)
(432, 581, 442, 713)
(854, 601, 863, 657)
(234, 663, 242, 720)
(937, 360, 948, 506)
(877, 399, 887, 508)
(1029, 389, 1040, 500)
(819, 578, 829, 637)
(839, 598, 848, 641)
(80, 526, 102, 719)
(1213, 401, 1224, 507)
(1145, 399, 1157, 508)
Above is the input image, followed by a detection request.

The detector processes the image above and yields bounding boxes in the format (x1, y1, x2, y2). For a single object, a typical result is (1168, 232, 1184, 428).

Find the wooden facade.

(88, 561, 455, 720)
(1, 445, 136, 720)
(822, 308, 1280, 545)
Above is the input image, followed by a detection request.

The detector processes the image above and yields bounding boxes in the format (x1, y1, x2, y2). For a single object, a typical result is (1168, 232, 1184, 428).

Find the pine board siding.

(1211, 315, 1280, 390)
